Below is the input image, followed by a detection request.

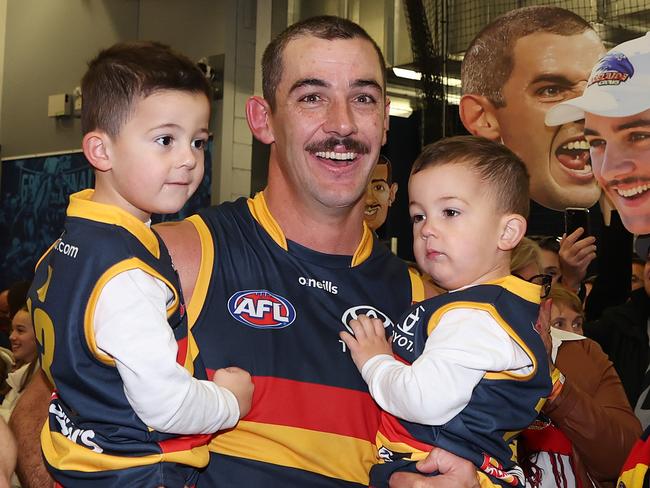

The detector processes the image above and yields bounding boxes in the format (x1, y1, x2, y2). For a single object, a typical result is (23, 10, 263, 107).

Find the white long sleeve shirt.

(93, 268, 240, 435)
(361, 307, 533, 425)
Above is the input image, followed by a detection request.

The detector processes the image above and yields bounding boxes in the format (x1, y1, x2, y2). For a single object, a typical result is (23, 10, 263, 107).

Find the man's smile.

(554, 137, 592, 179)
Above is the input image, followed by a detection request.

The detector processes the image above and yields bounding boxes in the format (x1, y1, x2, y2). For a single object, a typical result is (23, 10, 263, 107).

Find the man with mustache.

(459, 6, 604, 213)
(10, 15, 481, 488)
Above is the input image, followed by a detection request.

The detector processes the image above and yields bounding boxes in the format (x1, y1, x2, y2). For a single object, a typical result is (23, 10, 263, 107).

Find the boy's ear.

(246, 96, 275, 144)
(82, 131, 112, 172)
(498, 214, 527, 251)
(459, 94, 502, 141)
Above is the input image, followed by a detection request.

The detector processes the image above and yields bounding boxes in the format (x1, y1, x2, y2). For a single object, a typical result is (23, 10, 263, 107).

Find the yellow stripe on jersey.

(351, 223, 374, 267)
(247, 192, 288, 250)
(209, 420, 377, 485)
(83, 258, 180, 367)
(486, 275, 541, 306)
(618, 463, 649, 487)
(41, 426, 209, 472)
(408, 267, 425, 303)
(186, 215, 214, 329)
(67, 190, 161, 258)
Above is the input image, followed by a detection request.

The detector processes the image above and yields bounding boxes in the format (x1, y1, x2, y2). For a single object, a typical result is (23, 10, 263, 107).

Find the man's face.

(364, 163, 397, 231)
(585, 109, 650, 233)
(495, 31, 604, 210)
(266, 36, 389, 213)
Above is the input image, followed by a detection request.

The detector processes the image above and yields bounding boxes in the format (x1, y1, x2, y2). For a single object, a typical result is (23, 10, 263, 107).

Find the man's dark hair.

(262, 15, 386, 111)
(461, 6, 593, 107)
(377, 155, 393, 184)
(411, 135, 530, 218)
(81, 41, 211, 136)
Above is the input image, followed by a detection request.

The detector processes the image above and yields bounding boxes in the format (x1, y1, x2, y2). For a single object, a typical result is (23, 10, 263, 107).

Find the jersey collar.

(66, 189, 160, 258)
(247, 191, 374, 267)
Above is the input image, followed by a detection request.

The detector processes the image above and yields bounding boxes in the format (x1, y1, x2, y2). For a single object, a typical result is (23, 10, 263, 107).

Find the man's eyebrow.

(530, 74, 574, 86)
(288, 78, 329, 94)
(615, 119, 650, 131)
(351, 79, 383, 91)
(371, 178, 389, 184)
(583, 127, 600, 136)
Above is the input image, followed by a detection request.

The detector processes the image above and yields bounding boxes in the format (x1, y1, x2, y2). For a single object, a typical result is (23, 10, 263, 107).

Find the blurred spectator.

(585, 236, 650, 408)
(632, 255, 646, 292)
(513, 240, 641, 487)
(549, 286, 585, 335)
(0, 290, 10, 350)
(529, 235, 562, 285)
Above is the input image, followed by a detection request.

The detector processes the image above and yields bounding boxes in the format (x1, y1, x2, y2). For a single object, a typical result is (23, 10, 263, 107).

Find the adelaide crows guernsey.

(188, 192, 423, 487)
(372, 277, 551, 487)
(29, 190, 210, 487)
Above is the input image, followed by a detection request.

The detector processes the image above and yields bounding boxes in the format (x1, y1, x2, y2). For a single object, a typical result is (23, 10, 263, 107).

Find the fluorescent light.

(389, 98, 413, 118)
(393, 67, 421, 80)
(392, 68, 461, 89)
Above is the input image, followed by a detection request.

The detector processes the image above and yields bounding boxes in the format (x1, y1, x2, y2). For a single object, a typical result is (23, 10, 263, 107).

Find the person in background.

(632, 255, 645, 292)
(549, 286, 585, 335)
(0, 302, 38, 422)
(512, 240, 641, 488)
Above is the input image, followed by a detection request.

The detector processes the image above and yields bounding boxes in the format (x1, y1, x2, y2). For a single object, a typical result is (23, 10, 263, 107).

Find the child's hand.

(339, 314, 392, 371)
(212, 367, 254, 418)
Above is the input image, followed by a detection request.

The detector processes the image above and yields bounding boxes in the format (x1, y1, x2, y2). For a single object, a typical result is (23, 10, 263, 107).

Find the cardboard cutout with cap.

(547, 33, 650, 234)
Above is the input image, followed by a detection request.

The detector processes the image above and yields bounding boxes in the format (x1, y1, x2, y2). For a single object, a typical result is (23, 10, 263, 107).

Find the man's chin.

(620, 213, 650, 235)
(530, 182, 601, 211)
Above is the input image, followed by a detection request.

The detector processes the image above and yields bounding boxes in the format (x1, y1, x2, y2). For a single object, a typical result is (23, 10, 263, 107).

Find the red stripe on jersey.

(379, 412, 434, 452)
(621, 436, 650, 471)
(158, 433, 213, 454)
(176, 336, 188, 365)
(206, 372, 380, 441)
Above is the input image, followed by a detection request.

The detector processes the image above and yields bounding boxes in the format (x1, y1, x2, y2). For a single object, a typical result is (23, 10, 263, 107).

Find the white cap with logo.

(546, 32, 650, 126)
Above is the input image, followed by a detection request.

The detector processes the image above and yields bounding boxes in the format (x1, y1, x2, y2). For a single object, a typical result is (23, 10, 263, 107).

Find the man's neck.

(263, 187, 366, 256)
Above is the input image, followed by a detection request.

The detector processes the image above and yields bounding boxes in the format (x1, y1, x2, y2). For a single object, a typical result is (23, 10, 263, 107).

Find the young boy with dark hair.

(28, 41, 253, 487)
(341, 136, 552, 487)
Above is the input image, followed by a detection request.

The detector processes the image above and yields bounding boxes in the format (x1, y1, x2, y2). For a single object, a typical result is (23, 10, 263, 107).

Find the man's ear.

(388, 182, 398, 206)
(459, 94, 501, 141)
(498, 214, 527, 251)
(82, 131, 111, 172)
(246, 96, 275, 144)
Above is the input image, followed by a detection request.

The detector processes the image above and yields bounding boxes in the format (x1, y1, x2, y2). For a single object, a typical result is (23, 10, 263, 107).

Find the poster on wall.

(0, 140, 212, 291)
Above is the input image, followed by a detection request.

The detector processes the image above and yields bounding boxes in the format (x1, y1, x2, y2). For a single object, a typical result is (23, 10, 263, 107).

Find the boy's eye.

(192, 139, 206, 149)
(156, 136, 173, 146)
(411, 214, 425, 224)
(442, 209, 460, 217)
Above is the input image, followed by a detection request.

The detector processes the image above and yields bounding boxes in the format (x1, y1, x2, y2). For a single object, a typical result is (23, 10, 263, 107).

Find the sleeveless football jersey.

(188, 193, 423, 487)
(29, 190, 210, 487)
(372, 277, 551, 487)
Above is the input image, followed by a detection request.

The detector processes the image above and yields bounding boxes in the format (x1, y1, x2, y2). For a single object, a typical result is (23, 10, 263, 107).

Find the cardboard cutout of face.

(364, 158, 398, 231)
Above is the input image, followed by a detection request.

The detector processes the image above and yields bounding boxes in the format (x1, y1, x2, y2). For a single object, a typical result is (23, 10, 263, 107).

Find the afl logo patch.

(228, 290, 296, 329)
(341, 305, 393, 334)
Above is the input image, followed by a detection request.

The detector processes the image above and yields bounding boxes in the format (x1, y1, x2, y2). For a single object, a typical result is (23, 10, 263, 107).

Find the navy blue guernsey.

(372, 277, 551, 487)
(29, 190, 210, 488)
(187, 193, 421, 487)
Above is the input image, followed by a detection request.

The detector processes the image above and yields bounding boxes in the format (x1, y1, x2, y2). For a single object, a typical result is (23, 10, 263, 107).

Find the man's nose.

(323, 99, 357, 137)
(598, 142, 637, 182)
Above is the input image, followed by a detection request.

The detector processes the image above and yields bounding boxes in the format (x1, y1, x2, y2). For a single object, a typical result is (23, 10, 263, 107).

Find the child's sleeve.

(93, 268, 240, 434)
(361, 307, 531, 425)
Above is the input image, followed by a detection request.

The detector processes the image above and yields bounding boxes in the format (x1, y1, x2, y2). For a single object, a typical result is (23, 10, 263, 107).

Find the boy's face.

(409, 163, 510, 290)
(104, 90, 210, 221)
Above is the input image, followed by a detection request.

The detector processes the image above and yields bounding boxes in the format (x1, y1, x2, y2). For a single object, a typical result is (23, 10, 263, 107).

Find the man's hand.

(558, 228, 596, 291)
(389, 448, 480, 488)
(339, 314, 392, 371)
(213, 367, 254, 418)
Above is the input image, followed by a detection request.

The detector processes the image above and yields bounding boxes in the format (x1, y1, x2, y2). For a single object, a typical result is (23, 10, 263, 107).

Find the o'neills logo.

(298, 276, 338, 295)
(588, 51, 634, 87)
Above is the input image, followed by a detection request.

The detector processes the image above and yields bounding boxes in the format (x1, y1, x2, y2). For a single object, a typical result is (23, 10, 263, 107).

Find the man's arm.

(389, 448, 481, 488)
(0, 417, 16, 488)
(9, 369, 54, 488)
